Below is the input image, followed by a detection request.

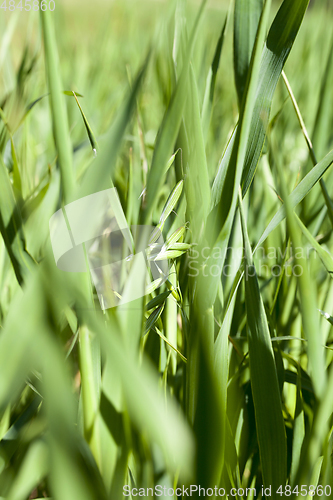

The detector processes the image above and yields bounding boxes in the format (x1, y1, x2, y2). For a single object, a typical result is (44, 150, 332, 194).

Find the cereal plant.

(0, 0, 333, 499)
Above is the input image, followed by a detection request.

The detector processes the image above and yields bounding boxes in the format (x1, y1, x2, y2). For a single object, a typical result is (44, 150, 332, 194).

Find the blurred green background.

(1, 0, 333, 499)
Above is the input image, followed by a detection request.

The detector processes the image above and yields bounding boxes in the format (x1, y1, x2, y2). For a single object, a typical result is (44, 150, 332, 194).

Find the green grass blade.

(294, 213, 333, 274)
(290, 366, 305, 485)
(193, 330, 224, 488)
(310, 34, 333, 160)
(6, 439, 48, 500)
(94, 313, 195, 480)
(255, 148, 333, 250)
(145, 304, 165, 334)
(164, 264, 178, 374)
(77, 56, 149, 200)
(239, 190, 287, 496)
(201, 0, 272, 309)
(183, 65, 211, 231)
(143, 0, 207, 224)
(71, 91, 98, 153)
(234, 0, 264, 106)
(274, 142, 326, 399)
(296, 364, 333, 485)
(241, 0, 310, 195)
(202, 14, 228, 143)
(159, 179, 183, 228)
(281, 70, 333, 228)
(210, 125, 237, 210)
(41, 10, 74, 203)
(213, 286, 236, 476)
(0, 156, 35, 285)
(0, 398, 41, 475)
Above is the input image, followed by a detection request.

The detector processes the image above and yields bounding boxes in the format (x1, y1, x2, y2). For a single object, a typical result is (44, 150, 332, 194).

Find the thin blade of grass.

(241, 0, 310, 195)
(273, 139, 326, 399)
(41, 9, 74, 203)
(6, 439, 48, 500)
(202, 14, 228, 143)
(201, 0, 272, 309)
(183, 64, 211, 232)
(238, 189, 287, 496)
(255, 148, 333, 250)
(234, 0, 264, 106)
(78, 56, 150, 200)
(143, 0, 207, 224)
(0, 156, 35, 285)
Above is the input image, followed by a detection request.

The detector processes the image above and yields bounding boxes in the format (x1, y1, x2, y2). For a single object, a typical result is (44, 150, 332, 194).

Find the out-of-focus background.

(1, 1, 333, 499)
(1, 0, 332, 187)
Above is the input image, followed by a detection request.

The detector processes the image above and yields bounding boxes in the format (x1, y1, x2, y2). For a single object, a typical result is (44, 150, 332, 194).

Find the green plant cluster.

(0, 1, 333, 499)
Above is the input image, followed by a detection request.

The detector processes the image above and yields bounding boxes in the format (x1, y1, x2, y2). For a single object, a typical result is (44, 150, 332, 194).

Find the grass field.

(1, 0, 333, 499)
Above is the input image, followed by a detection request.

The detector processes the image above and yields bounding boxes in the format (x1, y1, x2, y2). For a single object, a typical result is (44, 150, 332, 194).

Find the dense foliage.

(0, 1, 333, 499)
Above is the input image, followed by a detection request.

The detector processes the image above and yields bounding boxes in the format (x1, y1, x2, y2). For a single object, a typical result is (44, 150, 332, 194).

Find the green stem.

(79, 325, 101, 467)
(282, 70, 333, 227)
(41, 10, 101, 470)
(41, 9, 74, 204)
